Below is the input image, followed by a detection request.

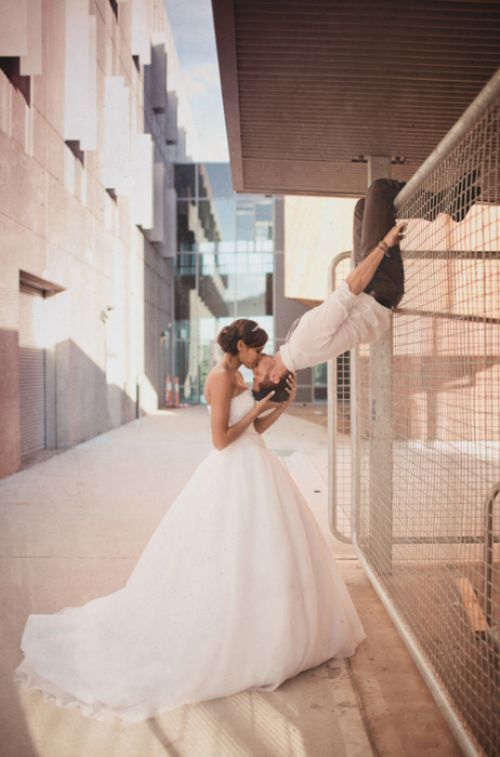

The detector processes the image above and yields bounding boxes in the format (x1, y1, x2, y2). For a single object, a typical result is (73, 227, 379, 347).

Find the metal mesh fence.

(353, 96, 500, 755)
(328, 252, 354, 542)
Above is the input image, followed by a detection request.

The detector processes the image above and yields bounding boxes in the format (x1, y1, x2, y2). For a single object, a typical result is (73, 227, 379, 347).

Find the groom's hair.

(252, 372, 291, 403)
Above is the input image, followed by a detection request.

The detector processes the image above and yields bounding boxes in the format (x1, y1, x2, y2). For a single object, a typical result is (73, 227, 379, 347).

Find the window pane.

(173, 165, 280, 406)
(175, 256, 196, 323)
(234, 272, 272, 317)
(174, 164, 196, 198)
(236, 240, 253, 253)
(199, 252, 235, 318)
(236, 198, 254, 242)
(256, 238, 274, 252)
(256, 199, 273, 222)
(177, 200, 198, 252)
(198, 198, 236, 248)
(199, 241, 216, 253)
(199, 163, 233, 197)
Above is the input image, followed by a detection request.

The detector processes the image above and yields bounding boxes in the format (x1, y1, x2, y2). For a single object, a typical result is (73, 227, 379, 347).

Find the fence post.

(367, 155, 393, 575)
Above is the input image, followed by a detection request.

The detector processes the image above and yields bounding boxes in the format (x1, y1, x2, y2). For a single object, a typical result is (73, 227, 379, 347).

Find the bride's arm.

(254, 374, 297, 435)
(253, 405, 286, 435)
(210, 375, 275, 450)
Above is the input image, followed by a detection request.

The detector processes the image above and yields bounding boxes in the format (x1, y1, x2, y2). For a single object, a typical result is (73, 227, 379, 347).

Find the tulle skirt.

(14, 432, 365, 722)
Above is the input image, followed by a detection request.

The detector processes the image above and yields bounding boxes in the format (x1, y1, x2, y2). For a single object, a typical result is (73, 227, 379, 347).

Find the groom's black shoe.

(364, 243, 405, 310)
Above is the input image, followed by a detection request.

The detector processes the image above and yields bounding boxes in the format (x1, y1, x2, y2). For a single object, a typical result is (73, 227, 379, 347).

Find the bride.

(14, 318, 366, 723)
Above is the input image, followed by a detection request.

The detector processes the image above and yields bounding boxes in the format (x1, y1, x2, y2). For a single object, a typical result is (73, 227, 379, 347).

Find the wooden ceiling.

(212, 0, 500, 196)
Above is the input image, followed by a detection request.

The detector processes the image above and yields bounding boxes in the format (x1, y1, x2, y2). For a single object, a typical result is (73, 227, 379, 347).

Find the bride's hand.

(255, 390, 276, 414)
(282, 373, 297, 407)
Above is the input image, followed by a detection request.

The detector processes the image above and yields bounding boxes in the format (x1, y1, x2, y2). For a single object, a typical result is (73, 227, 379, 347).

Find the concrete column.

(367, 155, 393, 575)
(368, 156, 391, 186)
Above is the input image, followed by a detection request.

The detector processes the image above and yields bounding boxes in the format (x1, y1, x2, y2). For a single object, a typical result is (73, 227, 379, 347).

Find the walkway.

(0, 407, 462, 757)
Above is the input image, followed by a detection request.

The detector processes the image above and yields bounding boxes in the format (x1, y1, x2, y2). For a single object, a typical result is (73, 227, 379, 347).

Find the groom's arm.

(279, 220, 404, 371)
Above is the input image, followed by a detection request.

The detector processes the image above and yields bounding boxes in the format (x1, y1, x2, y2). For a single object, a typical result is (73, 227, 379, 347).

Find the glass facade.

(174, 163, 277, 404)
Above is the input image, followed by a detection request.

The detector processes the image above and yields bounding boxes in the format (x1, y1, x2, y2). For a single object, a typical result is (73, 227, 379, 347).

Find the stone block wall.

(0, 0, 192, 477)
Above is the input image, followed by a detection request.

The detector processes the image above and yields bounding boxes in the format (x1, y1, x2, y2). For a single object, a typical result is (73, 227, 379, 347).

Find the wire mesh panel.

(354, 97, 500, 755)
(328, 252, 354, 542)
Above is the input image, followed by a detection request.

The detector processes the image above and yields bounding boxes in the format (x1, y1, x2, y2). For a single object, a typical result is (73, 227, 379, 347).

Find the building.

(173, 162, 319, 404)
(0, 0, 194, 478)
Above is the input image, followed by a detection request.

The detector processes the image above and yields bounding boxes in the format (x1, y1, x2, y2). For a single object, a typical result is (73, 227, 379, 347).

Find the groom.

(252, 178, 407, 401)
(253, 179, 405, 402)
(253, 172, 480, 401)
(253, 169, 481, 402)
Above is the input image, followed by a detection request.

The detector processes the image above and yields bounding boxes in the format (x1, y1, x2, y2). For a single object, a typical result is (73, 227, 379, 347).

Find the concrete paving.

(1, 407, 462, 757)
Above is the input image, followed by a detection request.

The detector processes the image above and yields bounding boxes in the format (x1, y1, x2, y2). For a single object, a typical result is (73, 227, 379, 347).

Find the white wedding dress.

(14, 390, 366, 722)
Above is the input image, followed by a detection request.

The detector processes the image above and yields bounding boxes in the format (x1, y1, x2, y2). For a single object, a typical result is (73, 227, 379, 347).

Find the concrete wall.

(0, 0, 191, 477)
(284, 195, 358, 302)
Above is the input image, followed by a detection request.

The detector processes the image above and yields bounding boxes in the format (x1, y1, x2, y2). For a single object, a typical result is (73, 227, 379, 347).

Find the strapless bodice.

(228, 389, 256, 425)
(207, 389, 262, 447)
(207, 389, 254, 422)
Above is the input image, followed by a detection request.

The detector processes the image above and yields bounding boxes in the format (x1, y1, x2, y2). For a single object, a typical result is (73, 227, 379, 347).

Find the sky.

(164, 0, 229, 162)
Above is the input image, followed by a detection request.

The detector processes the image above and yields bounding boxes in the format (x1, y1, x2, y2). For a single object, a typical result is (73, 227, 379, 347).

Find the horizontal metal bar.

(402, 250, 500, 259)
(396, 307, 500, 325)
(394, 67, 500, 210)
(390, 535, 500, 545)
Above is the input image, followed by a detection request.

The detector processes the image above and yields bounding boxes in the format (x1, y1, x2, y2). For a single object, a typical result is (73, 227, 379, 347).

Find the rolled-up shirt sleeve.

(279, 341, 295, 372)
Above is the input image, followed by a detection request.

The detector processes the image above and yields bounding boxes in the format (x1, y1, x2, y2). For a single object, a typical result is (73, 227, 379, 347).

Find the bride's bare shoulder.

(204, 365, 232, 404)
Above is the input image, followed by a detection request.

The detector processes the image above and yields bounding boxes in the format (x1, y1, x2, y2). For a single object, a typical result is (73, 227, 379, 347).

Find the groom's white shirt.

(279, 281, 392, 372)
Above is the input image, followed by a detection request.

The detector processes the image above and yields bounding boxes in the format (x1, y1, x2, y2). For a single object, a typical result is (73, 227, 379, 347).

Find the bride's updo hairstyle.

(217, 319, 268, 355)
